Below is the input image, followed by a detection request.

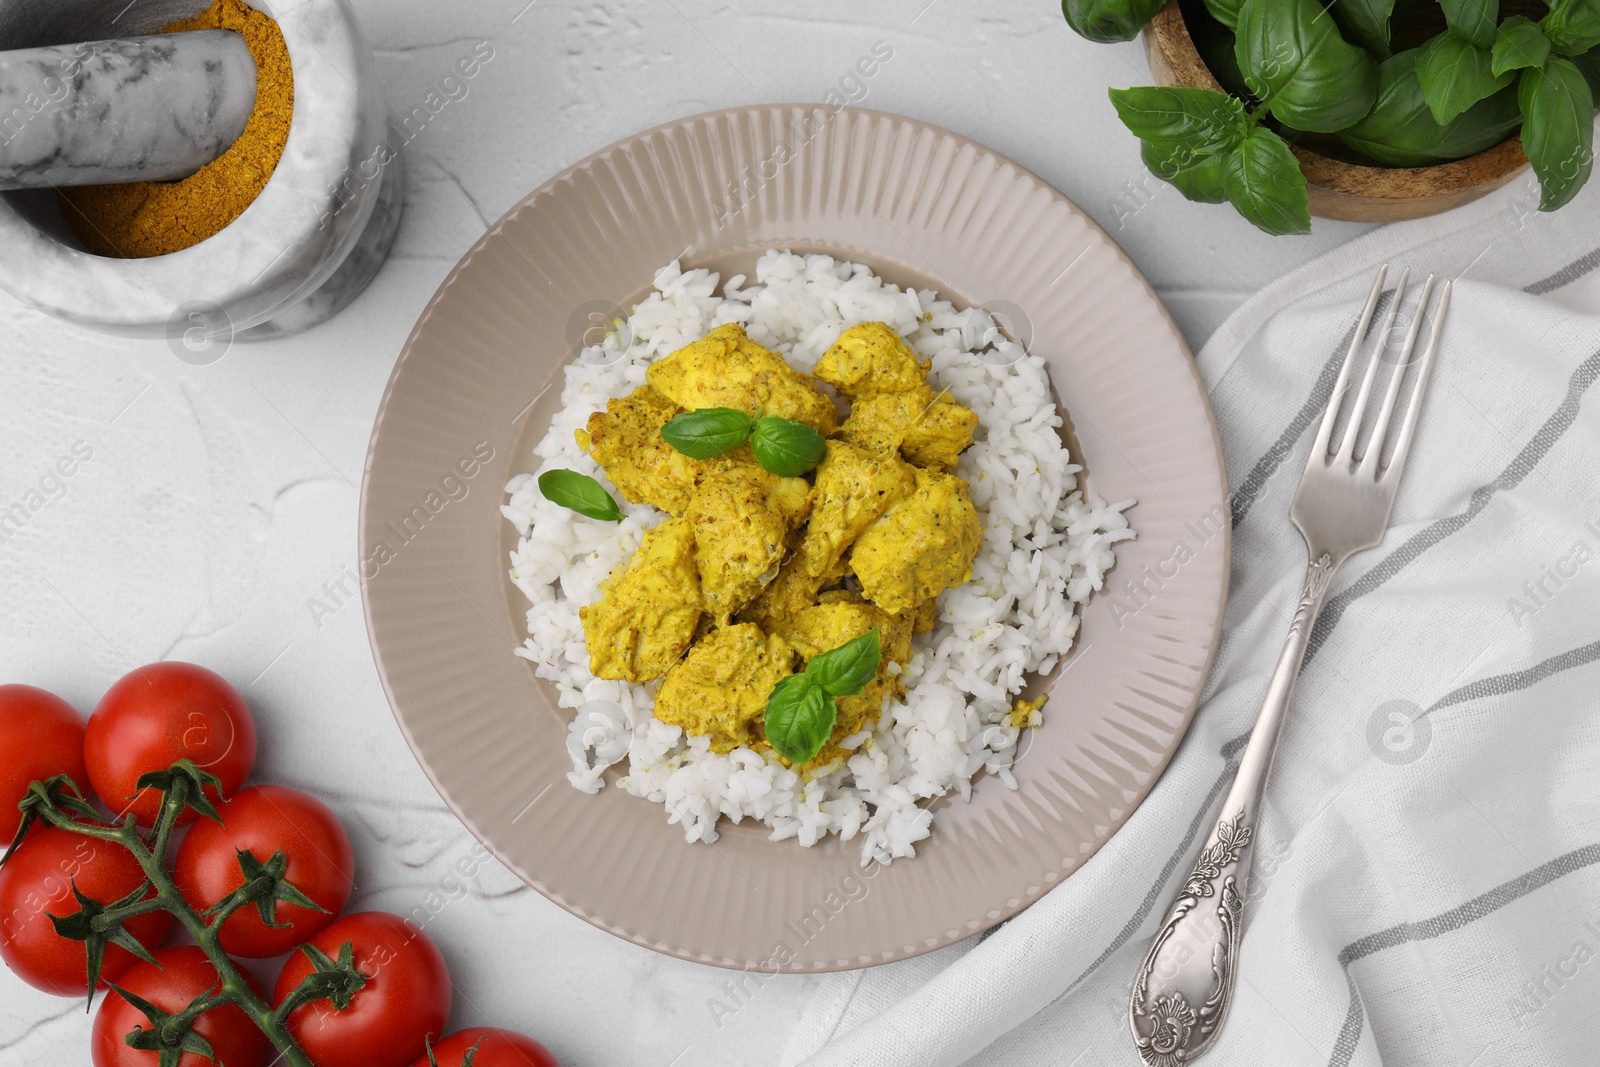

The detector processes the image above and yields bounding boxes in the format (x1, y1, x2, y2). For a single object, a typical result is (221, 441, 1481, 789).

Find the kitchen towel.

(781, 157, 1600, 1067)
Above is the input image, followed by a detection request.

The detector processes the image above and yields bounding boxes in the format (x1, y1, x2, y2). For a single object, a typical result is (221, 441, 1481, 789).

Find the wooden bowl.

(1141, 0, 1530, 222)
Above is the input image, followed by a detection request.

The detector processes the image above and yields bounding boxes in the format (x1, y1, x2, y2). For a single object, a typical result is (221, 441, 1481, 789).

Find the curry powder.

(60, 0, 293, 258)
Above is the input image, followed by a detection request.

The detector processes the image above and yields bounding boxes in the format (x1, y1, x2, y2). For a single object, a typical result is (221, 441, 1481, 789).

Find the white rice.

(501, 251, 1134, 866)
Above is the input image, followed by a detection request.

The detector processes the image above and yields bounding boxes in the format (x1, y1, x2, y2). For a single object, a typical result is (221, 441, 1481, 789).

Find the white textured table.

(0, 2, 1374, 1063)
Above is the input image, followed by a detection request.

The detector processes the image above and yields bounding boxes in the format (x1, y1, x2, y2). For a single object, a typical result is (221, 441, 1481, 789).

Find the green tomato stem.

(35, 785, 322, 1067)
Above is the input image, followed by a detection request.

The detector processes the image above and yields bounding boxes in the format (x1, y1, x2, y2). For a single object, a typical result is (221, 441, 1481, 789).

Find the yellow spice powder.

(60, 0, 293, 258)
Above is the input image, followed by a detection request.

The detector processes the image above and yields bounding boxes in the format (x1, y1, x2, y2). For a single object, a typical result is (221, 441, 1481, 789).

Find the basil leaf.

(1543, 0, 1600, 55)
(1442, 0, 1499, 50)
(1108, 87, 1252, 157)
(763, 675, 837, 765)
(750, 416, 827, 477)
(1222, 127, 1312, 235)
(1235, 0, 1379, 132)
(1338, 49, 1522, 166)
(805, 628, 882, 698)
(1417, 31, 1514, 123)
(1492, 17, 1553, 76)
(1060, 0, 1164, 43)
(537, 469, 623, 522)
(1330, 0, 1397, 59)
(1520, 55, 1597, 210)
(661, 407, 754, 459)
(1202, 0, 1245, 31)
(1142, 140, 1230, 203)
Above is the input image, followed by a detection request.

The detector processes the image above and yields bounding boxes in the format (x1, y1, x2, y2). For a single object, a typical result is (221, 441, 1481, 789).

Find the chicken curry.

(576, 321, 982, 769)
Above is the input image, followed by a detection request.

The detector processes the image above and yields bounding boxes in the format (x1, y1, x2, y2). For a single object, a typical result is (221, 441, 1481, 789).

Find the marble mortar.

(0, 0, 404, 342)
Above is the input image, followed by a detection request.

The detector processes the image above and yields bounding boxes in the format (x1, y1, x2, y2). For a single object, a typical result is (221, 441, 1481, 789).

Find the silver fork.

(1127, 264, 1451, 1064)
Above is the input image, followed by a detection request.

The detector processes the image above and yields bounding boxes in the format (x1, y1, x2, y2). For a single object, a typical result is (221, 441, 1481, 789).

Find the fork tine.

(1381, 279, 1450, 483)
(1361, 273, 1436, 475)
(1336, 266, 1410, 464)
(1312, 264, 1388, 458)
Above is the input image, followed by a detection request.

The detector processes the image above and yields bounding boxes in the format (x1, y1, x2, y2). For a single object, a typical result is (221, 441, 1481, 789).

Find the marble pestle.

(0, 31, 256, 191)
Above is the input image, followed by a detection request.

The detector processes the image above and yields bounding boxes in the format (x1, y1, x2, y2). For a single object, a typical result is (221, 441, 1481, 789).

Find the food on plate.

(273, 911, 452, 1067)
(0, 684, 87, 842)
(558, 320, 979, 766)
(578, 518, 702, 681)
(503, 251, 1134, 864)
(175, 784, 356, 958)
(684, 467, 812, 623)
(92, 945, 273, 1067)
(416, 1028, 561, 1067)
(0, 825, 174, 995)
(647, 322, 840, 435)
(84, 662, 257, 828)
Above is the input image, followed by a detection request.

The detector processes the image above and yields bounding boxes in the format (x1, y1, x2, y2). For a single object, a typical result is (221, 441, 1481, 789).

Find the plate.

(360, 105, 1229, 971)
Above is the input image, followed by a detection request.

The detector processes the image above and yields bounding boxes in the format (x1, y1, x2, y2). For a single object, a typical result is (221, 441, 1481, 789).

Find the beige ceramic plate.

(361, 105, 1229, 971)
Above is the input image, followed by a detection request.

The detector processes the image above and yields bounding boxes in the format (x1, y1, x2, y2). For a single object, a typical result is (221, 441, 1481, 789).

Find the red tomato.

(93, 945, 272, 1067)
(85, 663, 257, 828)
(174, 785, 355, 958)
(273, 911, 451, 1067)
(0, 684, 89, 842)
(415, 1028, 560, 1067)
(0, 825, 173, 995)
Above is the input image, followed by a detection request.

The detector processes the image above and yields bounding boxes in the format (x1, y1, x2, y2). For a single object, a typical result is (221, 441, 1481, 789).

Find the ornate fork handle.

(1128, 551, 1337, 1064)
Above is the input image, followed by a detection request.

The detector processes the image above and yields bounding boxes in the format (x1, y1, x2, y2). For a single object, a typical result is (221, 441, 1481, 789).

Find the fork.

(1126, 265, 1450, 1064)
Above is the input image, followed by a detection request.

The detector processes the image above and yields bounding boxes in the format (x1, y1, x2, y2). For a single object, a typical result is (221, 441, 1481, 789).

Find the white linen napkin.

(781, 160, 1600, 1067)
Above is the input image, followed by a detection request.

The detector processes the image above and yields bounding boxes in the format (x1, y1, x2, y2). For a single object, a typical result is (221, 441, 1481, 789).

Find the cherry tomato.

(0, 684, 89, 842)
(0, 825, 173, 996)
(85, 663, 257, 828)
(175, 785, 355, 958)
(273, 911, 451, 1067)
(93, 945, 272, 1067)
(415, 1028, 561, 1067)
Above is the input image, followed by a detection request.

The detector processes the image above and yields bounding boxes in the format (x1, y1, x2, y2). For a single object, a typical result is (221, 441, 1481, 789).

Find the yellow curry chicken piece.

(739, 441, 915, 637)
(816, 322, 978, 472)
(842, 389, 979, 472)
(685, 468, 813, 623)
(814, 322, 929, 397)
(646, 323, 840, 436)
(781, 599, 913, 766)
(579, 517, 702, 682)
(653, 623, 796, 752)
(795, 441, 915, 578)
(576, 385, 754, 515)
(850, 466, 982, 616)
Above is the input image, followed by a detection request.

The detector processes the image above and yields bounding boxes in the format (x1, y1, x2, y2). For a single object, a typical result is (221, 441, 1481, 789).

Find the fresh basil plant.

(1067, 0, 1600, 232)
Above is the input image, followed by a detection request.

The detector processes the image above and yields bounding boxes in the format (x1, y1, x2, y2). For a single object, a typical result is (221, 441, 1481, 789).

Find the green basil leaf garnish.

(750, 416, 828, 477)
(1060, 0, 1165, 43)
(1330, 0, 1397, 59)
(805, 628, 882, 698)
(1492, 16, 1552, 76)
(661, 407, 755, 459)
(1143, 141, 1231, 203)
(1519, 55, 1596, 210)
(1222, 128, 1312, 236)
(1441, 0, 1499, 50)
(763, 674, 837, 765)
(1234, 0, 1379, 133)
(1338, 49, 1522, 166)
(1108, 86, 1252, 159)
(538, 469, 623, 521)
(1416, 31, 1515, 123)
(1542, 0, 1600, 56)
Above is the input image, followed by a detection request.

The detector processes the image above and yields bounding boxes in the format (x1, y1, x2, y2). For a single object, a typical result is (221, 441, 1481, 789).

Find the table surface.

(0, 1, 1375, 1063)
